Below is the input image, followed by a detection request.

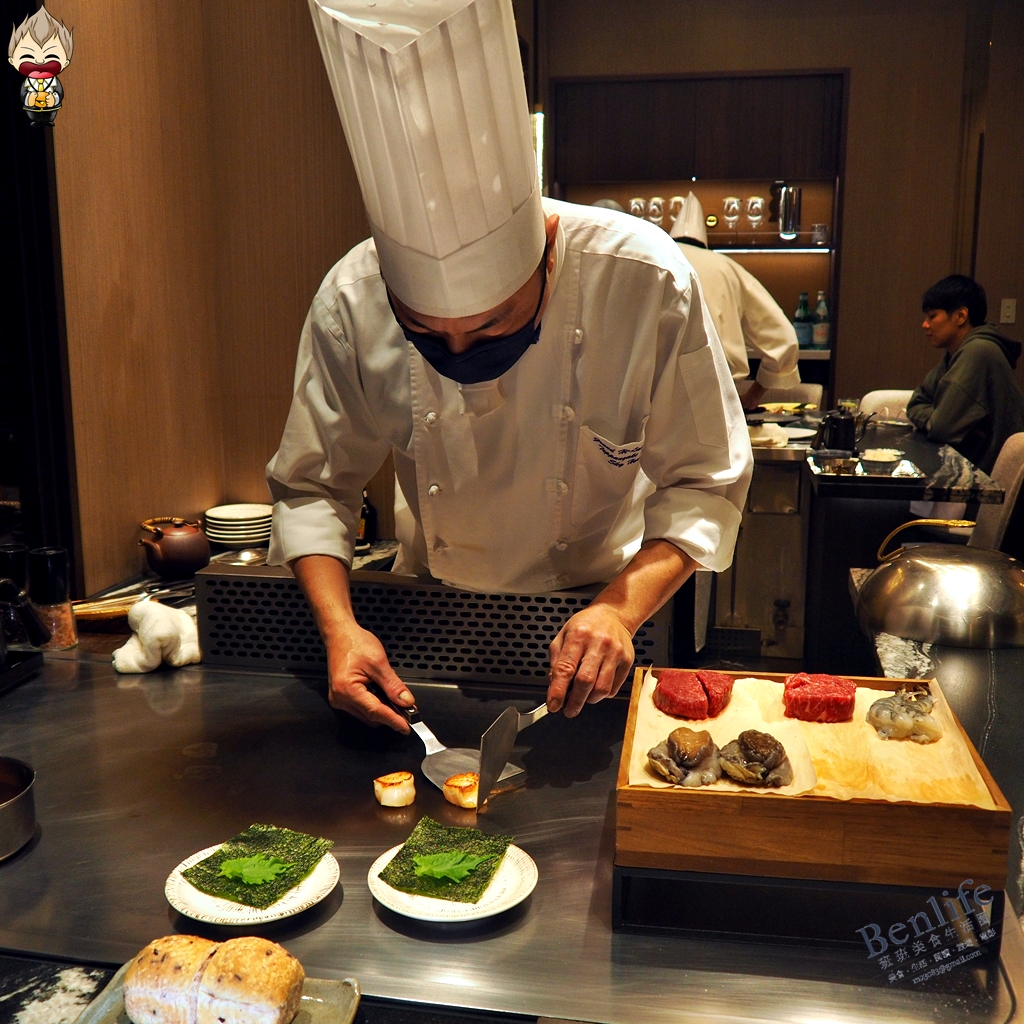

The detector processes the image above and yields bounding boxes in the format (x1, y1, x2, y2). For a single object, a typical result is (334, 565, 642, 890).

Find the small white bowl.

(860, 449, 904, 475)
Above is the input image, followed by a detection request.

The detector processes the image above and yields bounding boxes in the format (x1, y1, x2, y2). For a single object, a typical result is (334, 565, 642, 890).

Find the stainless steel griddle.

(2, 654, 1024, 1024)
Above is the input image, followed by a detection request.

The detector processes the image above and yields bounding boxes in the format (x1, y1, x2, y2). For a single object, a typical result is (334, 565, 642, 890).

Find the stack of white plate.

(204, 503, 273, 547)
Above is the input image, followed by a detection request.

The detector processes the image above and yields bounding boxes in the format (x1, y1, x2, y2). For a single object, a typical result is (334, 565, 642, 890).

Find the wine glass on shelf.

(746, 196, 765, 233)
(646, 197, 664, 227)
(628, 197, 646, 218)
(668, 196, 684, 223)
(723, 196, 741, 231)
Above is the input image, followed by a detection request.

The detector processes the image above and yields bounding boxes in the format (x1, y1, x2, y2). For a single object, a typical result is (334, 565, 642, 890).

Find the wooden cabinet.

(552, 73, 845, 185)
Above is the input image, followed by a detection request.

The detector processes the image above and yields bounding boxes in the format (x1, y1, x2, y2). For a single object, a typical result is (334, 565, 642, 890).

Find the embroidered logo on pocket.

(591, 435, 643, 467)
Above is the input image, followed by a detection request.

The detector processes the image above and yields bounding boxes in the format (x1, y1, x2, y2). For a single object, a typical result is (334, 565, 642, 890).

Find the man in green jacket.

(907, 275, 1024, 473)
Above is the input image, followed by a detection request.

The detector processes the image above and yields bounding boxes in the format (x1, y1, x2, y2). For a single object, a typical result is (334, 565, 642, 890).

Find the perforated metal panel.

(195, 565, 670, 683)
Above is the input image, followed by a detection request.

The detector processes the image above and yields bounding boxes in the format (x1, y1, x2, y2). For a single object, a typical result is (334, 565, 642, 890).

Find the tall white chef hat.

(669, 192, 708, 248)
(308, 0, 545, 319)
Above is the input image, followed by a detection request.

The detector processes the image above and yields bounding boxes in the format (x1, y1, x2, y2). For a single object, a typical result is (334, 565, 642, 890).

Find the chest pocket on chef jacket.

(571, 421, 646, 526)
(679, 345, 729, 448)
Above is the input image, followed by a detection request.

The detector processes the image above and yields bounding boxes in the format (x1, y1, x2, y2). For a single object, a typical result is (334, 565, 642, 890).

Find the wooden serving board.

(615, 669, 1011, 890)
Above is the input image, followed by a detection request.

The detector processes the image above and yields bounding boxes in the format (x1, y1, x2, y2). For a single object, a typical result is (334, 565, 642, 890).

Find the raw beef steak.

(653, 670, 708, 719)
(696, 670, 735, 716)
(783, 672, 857, 723)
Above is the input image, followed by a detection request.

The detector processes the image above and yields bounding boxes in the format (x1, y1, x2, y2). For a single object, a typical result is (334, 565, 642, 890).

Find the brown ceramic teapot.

(139, 518, 211, 579)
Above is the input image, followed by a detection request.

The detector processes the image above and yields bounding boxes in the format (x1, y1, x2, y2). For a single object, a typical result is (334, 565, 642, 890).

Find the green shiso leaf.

(182, 824, 333, 909)
(413, 851, 493, 883)
(219, 854, 295, 885)
(379, 816, 512, 904)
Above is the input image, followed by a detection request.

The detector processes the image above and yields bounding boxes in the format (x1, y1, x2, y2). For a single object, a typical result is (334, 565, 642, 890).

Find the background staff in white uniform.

(670, 194, 801, 411)
(267, 0, 752, 732)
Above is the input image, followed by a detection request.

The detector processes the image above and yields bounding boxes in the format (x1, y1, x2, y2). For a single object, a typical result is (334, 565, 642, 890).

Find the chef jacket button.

(424, 411, 438, 425)
(562, 405, 575, 421)
(573, 328, 584, 345)
(555, 479, 568, 496)
(428, 484, 441, 497)
(555, 540, 568, 552)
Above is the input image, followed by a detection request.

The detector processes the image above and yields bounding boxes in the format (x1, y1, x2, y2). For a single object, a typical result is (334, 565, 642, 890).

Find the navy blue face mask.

(387, 251, 547, 385)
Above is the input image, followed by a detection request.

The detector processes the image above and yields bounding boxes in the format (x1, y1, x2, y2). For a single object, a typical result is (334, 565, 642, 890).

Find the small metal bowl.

(0, 757, 36, 861)
(811, 449, 857, 474)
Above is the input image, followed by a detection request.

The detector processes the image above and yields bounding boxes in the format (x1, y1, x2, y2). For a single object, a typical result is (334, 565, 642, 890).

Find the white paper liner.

(628, 672, 996, 809)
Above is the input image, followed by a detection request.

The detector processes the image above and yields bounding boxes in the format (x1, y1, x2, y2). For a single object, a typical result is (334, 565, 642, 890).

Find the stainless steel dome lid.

(856, 544, 1024, 649)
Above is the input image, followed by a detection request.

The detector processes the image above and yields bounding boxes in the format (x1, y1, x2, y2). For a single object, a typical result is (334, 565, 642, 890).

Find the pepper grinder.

(28, 547, 77, 650)
(0, 579, 51, 648)
(0, 544, 30, 649)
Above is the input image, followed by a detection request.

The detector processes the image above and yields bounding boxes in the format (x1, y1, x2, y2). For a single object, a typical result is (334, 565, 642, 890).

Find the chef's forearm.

(291, 554, 359, 641)
(590, 539, 698, 635)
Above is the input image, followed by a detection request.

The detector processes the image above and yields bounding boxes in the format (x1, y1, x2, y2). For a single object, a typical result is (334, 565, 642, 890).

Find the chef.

(267, 0, 752, 733)
(670, 194, 801, 410)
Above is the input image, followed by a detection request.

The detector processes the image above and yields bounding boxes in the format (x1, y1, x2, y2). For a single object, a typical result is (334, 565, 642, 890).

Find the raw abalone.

(719, 729, 794, 787)
(647, 727, 721, 787)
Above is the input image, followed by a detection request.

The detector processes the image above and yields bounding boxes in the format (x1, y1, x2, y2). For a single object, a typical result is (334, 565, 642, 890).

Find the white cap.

(669, 192, 708, 247)
(308, 0, 545, 319)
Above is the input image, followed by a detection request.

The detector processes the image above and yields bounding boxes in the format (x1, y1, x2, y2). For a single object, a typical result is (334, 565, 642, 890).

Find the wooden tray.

(615, 669, 1011, 889)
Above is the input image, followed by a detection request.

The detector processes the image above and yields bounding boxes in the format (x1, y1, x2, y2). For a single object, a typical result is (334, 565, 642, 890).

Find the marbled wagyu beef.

(653, 670, 708, 719)
(696, 670, 735, 717)
(783, 672, 857, 723)
(652, 669, 736, 719)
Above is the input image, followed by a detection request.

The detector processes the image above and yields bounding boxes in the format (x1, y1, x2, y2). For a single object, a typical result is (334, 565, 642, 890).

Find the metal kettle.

(856, 519, 1024, 648)
(814, 409, 867, 453)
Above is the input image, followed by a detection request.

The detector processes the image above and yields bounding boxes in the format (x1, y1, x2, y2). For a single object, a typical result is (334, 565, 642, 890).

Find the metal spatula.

(395, 701, 524, 793)
(476, 703, 549, 805)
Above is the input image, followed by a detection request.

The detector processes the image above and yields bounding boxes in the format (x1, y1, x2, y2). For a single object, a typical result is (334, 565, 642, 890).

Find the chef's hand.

(292, 554, 415, 734)
(740, 381, 766, 410)
(547, 605, 635, 717)
(325, 622, 415, 733)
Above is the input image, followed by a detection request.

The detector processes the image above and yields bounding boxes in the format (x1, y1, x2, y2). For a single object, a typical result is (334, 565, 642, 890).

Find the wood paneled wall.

(51, 2, 369, 593)
(540, 0, 1002, 401)
(974, 0, 1024, 391)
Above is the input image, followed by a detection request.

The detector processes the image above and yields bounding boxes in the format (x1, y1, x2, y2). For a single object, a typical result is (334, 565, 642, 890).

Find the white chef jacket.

(678, 242, 801, 390)
(266, 200, 752, 593)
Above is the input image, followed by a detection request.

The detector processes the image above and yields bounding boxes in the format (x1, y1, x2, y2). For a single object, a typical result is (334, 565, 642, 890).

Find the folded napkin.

(113, 599, 201, 673)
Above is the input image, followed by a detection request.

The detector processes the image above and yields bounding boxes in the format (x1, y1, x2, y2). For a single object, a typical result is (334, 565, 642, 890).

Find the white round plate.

(367, 844, 537, 922)
(205, 519, 272, 529)
(208, 539, 272, 547)
(165, 846, 339, 926)
(782, 426, 818, 440)
(205, 503, 274, 521)
(206, 520, 271, 528)
(204, 532, 272, 540)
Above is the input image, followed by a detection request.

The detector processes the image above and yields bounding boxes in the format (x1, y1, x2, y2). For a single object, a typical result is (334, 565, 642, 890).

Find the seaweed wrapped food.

(647, 727, 721, 787)
(866, 690, 943, 743)
(719, 730, 794, 788)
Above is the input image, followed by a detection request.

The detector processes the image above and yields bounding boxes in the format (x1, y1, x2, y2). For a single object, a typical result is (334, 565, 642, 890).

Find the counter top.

(2, 654, 1024, 1023)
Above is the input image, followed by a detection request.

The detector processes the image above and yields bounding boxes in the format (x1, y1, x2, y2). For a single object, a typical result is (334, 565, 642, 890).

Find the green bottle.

(812, 291, 830, 348)
(793, 292, 813, 348)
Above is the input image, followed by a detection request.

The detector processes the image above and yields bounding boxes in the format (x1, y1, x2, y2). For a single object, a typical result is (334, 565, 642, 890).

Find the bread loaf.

(196, 937, 305, 1024)
(123, 935, 219, 1024)
(123, 936, 304, 1024)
